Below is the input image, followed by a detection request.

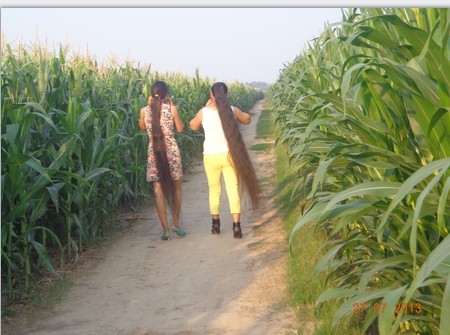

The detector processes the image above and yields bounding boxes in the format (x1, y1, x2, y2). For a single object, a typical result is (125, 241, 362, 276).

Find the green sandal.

(160, 232, 171, 240)
(170, 226, 187, 237)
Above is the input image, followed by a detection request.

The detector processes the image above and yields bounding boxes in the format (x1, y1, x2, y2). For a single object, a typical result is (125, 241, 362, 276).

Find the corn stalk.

(1, 39, 263, 300)
(269, 8, 450, 335)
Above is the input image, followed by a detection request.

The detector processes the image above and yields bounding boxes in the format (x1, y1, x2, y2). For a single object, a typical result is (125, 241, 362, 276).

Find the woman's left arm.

(138, 108, 147, 130)
(234, 107, 251, 125)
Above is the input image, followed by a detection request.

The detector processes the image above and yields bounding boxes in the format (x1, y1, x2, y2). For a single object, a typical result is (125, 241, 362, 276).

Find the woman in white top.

(189, 82, 260, 238)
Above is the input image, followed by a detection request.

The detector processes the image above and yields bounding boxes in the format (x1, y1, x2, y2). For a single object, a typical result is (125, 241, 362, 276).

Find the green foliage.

(274, 121, 359, 335)
(1, 41, 262, 299)
(269, 8, 450, 335)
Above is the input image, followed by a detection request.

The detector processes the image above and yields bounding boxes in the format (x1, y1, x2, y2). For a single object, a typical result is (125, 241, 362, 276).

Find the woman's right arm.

(189, 109, 203, 131)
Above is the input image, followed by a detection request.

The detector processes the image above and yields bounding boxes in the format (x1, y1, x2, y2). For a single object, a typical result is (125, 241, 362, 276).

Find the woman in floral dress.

(139, 81, 186, 240)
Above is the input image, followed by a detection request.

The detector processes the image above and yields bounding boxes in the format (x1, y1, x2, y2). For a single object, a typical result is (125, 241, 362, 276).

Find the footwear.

(233, 222, 242, 239)
(170, 226, 187, 237)
(160, 232, 171, 240)
(211, 219, 221, 234)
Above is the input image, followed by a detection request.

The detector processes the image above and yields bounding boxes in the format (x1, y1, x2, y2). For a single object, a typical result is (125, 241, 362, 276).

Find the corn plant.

(1, 38, 263, 300)
(269, 8, 449, 335)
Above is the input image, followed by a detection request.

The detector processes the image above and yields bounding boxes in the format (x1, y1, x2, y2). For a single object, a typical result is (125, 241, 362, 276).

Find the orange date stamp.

(352, 302, 422, 315)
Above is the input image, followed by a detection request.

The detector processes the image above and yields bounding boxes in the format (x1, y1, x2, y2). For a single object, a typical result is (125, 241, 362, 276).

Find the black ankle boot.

(233, 222, 242, 238)
(212, 219, 221, 234)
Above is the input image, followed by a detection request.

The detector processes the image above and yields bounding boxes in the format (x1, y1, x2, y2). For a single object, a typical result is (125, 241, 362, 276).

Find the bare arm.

(138, 107, 147, 130)
(170, 104, 185, 133)
(189, 109, 203, 131)
(234, 107, 251, 125)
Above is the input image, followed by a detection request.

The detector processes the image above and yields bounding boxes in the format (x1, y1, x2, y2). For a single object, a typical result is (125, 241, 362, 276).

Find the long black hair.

(150, 81, 176, 211)
(211, 82, 260, 210)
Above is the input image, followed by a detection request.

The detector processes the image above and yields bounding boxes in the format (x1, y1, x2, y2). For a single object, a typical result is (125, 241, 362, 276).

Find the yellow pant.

(203, 152, 241, 215)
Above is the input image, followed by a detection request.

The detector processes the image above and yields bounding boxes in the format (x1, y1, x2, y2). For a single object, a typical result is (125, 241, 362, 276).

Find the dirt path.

(15, 100, 298, 335)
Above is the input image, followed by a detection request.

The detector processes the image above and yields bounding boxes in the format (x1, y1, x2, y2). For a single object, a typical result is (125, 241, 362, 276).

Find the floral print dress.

(143, 103, 183, 182)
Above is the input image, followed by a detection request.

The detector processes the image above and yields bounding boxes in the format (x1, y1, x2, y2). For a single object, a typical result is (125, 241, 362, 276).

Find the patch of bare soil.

(2, 100, 298, 335)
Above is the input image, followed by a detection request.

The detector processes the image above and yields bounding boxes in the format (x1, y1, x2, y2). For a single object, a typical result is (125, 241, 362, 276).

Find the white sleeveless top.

(202, 106, 235, 154)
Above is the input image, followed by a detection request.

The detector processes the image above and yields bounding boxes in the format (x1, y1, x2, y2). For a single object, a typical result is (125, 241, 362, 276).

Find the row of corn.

(269, 8, 449, 335)
(1, 40, 263, 298)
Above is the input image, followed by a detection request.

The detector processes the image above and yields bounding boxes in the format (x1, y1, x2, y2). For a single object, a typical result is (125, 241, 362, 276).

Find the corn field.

(269, 8, 449, 335)
(0, 40, 263, 299)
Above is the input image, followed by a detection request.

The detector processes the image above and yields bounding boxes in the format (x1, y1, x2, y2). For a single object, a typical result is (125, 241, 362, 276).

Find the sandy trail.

(16, 100, 297, 335)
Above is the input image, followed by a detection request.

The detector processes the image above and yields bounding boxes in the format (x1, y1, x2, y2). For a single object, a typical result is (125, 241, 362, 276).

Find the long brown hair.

(211, 82, 260, 210)
(150, 81, 176, 211)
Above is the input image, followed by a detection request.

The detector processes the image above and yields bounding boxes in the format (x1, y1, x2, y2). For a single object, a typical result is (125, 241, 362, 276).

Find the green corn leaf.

(46, 186, 60, 214)
(25, 158, 52, 183)
(378, 158, 450, 240)
(437, 176, 450, 235)
(390, 235, 450, 331)
(31, 240, 59, 276)
(332, 286, 398, 328)
(309, 158, 335, 198)
(5, 124, 20, 144)
(428, 107, 450, 135)
(412, 95, 450, 158)
(378, 286, 408, 335)
(316, 287, 360, 305)
(29, 191, 50, 223)
(324, 182, 402, 213)
(440, 273, 450, 335)
(85, 167, 115, 182)
(411, 165, 449, 268)
(289, 203, 327, 245)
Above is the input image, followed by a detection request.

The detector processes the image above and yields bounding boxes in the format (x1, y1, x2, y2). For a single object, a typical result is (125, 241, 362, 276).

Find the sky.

(1, 7, 346, 84)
